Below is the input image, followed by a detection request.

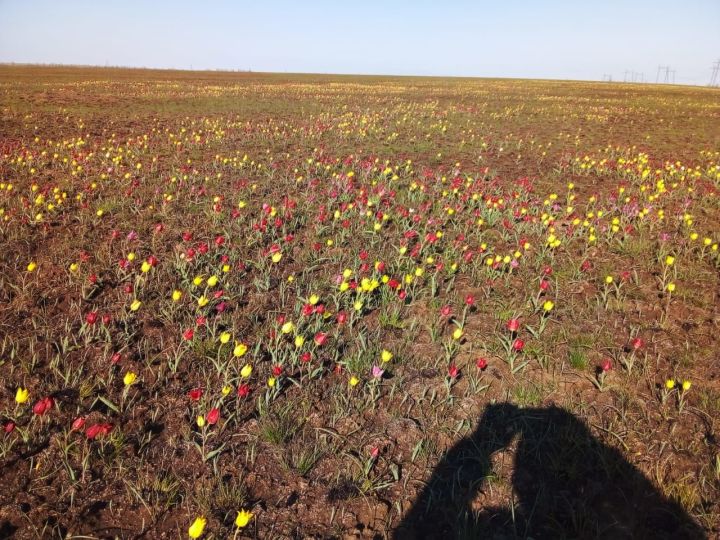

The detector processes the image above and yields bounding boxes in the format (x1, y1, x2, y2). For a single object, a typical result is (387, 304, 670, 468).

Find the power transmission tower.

(710, 60, 720, 87)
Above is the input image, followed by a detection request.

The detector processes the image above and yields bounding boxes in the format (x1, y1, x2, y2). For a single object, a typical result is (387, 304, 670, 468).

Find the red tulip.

(101, 314, 112, 326)
(539, 280, 550, 291)
(476, 358, 488, 370)
(440, 305, 452, 317)
(448, 364, 460, 379)
(4, 421, 16, 434)
(188, 388, 203, 401)
(300, 352, 312, 363)
(111, 352, 122, 364)
(183, 328, 195, 341)
(71, 417, 86, 431)
(182, 231, 193, 242)
(33, 396, 54, 416)
(512, 338, 525, 352)
(507, 319, 520, 332)
(336, 311, 348, 324)
(272, 365, 284, 377)
(465, 295, 475, 306)
(206, 408, 220, 425)
(198, 242, 208, 254)
(85, 312, 98, 325)
(631, 337, 644, 350)
(601, 359, 613, 372)
(86, 423, 113, 440)
(215, 235, 225, 246)
(314, 332, 328, 347)
(237, 384, 250, 398)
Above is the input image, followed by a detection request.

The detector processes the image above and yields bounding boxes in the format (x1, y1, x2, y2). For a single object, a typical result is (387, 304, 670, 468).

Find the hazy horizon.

(1, 0, 719, 86)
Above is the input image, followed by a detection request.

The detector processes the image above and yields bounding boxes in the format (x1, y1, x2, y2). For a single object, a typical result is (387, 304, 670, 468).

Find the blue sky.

(1, 0, 718, 85)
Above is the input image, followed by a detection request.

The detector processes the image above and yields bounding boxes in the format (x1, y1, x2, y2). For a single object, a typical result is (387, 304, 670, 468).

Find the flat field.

(1, 65, 719, 539)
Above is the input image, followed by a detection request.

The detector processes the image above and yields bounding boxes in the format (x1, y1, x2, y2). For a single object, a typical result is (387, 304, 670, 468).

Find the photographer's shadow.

(395, 403, 705, 539)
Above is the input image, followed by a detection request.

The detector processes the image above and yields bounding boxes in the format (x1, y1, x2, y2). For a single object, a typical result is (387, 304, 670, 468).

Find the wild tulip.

(440, 305, 452, 317)
(111, 352, 122, 364)
(601, 359, 613, 372)
(85, 423, 113, 440)
(448, 364, 459, 379)
(71, 417, 86, 431)
(371, 365, 384, 379)
(85, 312, 98, 325)
(235, 509, 253, 528)
(507, 318, 520, 332)
(272, 365, 284, 377)
(237, 384, 250, 398)
(188, 517, 206, 539)
(336, 311, 348, 324)
(101, 314, 112, 326)
(123, 372, 137, 386)
(33, 396, 53, 416)
(631, 337, 644, 350)
(301, 352, 312, 363)
(4, 421, 15, 434)
(314, 332, 328, 346)
(240, 364, 252, 378)
(476, 358, 488, 370)
(183, 328, 195, 341)
(188, 388, 203, 401)
(512, 338, 525, 352)
(206, 408, 220, 425)
(465, 295, 475, 306)
(15, 387, 30, 404)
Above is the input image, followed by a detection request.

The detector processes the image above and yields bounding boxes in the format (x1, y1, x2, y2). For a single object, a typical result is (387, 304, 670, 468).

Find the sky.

(1, 0, 719, 85)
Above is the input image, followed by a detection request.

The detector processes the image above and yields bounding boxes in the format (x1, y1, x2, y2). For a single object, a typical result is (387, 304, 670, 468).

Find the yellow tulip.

(240, 364, 253, 378)
(235, 509, 253, 528)
(188, 516, 206, 538)
(15, 387, 29, 404)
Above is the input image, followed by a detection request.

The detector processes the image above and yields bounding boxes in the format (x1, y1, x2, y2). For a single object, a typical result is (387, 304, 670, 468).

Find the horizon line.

(2, 61, 717, 90)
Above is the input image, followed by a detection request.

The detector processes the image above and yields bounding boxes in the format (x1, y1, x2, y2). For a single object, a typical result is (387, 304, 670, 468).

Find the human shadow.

(395, 403, 706, 539)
